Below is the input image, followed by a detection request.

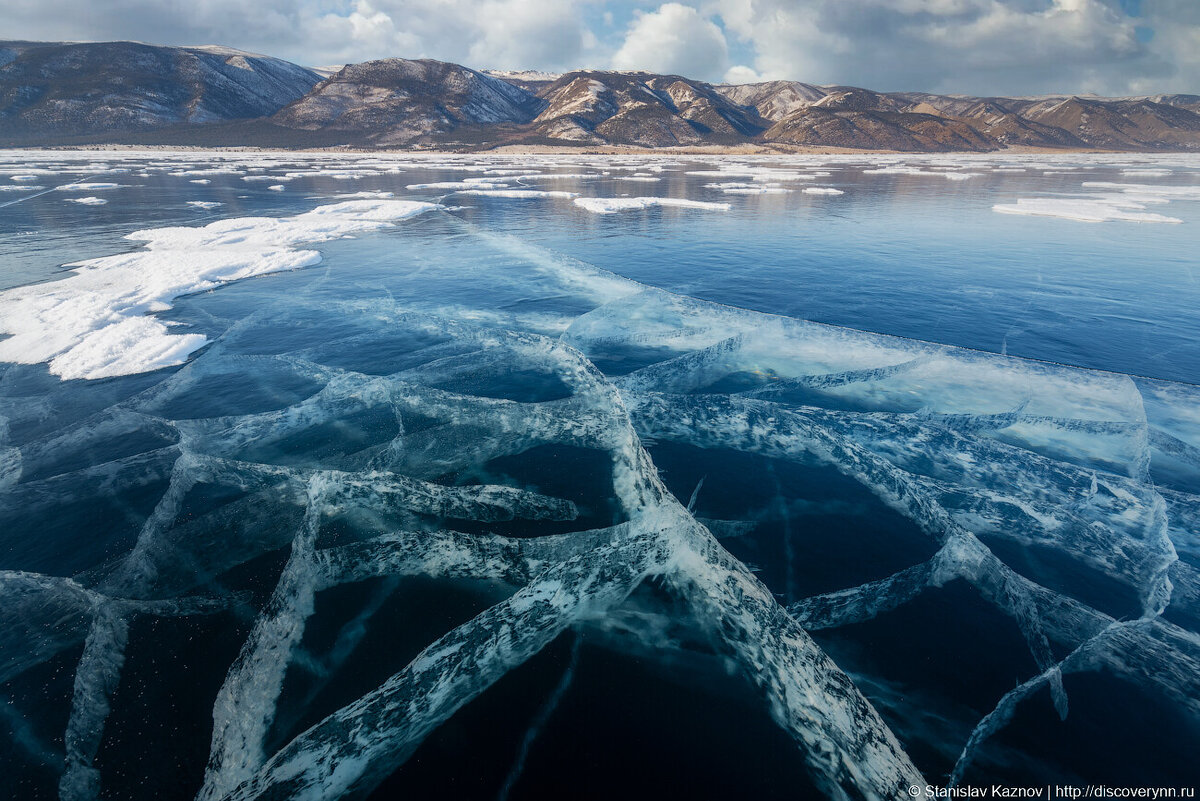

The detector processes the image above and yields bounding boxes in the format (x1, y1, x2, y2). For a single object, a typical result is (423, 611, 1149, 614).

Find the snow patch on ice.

(1081, 182, 1200, 199)
(573, 197, 731, 214)
(993, 197, 1183, 224)
(705, 182, 790, 195)
(0, 199, 440, 380)
(457, 190, 580, 199)
(406, 181, 508, 191)
(864, 166, 981, 180)
(170, 169, 242, 177)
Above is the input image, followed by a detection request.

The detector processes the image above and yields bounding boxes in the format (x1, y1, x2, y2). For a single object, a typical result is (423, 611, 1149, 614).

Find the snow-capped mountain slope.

(271, 58, 545, 145)
(0, 40, 321, 141)
(4, 39, 1200, 151)
(763, 106, 995, 152)
(1016, 96, 1200, 151)
(714, 80, 829, 121)
(529, 71, 765, 146)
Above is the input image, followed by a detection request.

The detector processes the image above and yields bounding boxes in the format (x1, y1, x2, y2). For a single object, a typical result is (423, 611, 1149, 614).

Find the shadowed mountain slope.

(4, 40, 1200, 151)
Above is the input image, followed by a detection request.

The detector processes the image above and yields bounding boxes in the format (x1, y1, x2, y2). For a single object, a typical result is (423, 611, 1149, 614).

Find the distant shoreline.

(1, 142, 1159, 156)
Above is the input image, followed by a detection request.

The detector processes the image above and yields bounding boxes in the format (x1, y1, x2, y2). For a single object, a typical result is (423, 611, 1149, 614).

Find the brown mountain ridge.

(3, 39, 1199, 152)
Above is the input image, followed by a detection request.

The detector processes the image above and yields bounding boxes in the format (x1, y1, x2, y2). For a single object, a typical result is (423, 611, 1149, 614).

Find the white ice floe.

(57, 183, 123, 191)
(704, 181, 790, 195)
(802, 187, 845, 195)
(613, 176, 662, 182)
(862, 166, 925, 176)
(1081, 182, 1200, 199)
(335, 191, 394, 199)
(0, 166, 62, 176)
(1121, 169, 1172, 177)
(10, 175, 39, 182)
(65, 197, 108, 205)
(170, 169, 243, 176)
(242, 176, 292, 182)
(189, 179, 211, 185)
(687, 168, 816, 182)
(505, 173, 600, 181)
(187, 201, 224, 209)
(283, 169, 378, 180)
(0, 199, 440, 380)
(0, 185, 45, 191)
(573, 197, 732, 213)
(268, 185, 285, 192)
(863, 166, 981, 180)
(457, 190, 580, 199)
(992, 197, 1182, 223)
(406, 181, 509, 191)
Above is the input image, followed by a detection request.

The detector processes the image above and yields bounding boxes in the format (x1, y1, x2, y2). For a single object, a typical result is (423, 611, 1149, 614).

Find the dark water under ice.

(1, 151, 1199, 800)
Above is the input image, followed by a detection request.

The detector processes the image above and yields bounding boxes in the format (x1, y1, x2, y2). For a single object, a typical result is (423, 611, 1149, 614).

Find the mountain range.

(3, 39, 1200, 152)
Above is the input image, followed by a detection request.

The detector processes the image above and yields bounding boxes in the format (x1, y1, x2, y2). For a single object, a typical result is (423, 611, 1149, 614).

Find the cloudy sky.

(7, 0, 1200, 95)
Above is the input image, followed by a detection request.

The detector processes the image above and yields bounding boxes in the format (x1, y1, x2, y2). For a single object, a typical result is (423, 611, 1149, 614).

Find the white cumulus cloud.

(710, 0, 1187, 95)
(612, 3, 730, 81)
(4, 0, 1200, 95)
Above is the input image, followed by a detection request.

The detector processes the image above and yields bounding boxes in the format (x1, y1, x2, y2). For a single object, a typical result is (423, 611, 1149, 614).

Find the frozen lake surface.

(1, 150, 1199, 799)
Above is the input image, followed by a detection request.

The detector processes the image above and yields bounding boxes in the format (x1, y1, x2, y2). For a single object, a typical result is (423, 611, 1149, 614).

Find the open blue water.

(1, 151, 1198, 800)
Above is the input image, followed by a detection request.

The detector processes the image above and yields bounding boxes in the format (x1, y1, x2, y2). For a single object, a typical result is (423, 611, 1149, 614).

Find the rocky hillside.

(0, 40, 320, 142)
(3, 39, 1200, 151)
(762, 107, 994, 151)
(716, 80, 827, 121)
(890, 91, 1200, 150)
(270, 58, 545, 146)
(527, 71, 764, 146)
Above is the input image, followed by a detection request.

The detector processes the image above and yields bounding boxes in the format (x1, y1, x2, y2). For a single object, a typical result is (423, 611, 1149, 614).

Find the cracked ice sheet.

(569, 289, 1157, 425)
(3, 151, 1200, 798)
(0, 200, 440, 380)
